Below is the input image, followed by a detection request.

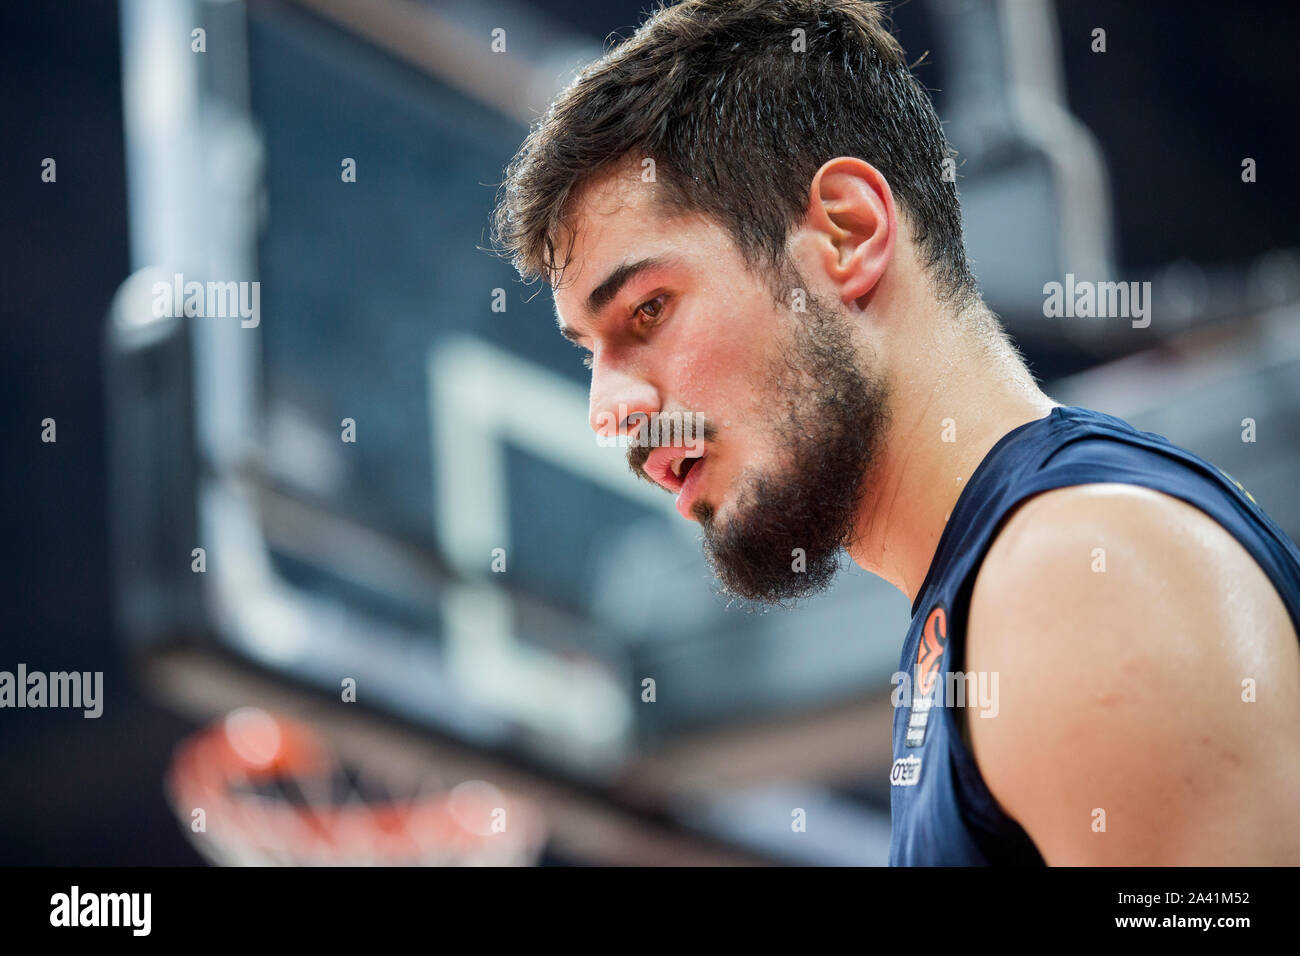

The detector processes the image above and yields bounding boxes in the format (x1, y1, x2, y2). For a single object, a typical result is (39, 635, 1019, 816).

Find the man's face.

(553, 168, 891, 603)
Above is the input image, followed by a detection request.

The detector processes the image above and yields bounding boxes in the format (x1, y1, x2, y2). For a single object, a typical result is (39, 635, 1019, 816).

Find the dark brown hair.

(493, 0, 976, 303)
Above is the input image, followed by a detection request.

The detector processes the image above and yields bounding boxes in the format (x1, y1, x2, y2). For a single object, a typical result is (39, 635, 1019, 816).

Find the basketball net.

(166, 707, 546, 866)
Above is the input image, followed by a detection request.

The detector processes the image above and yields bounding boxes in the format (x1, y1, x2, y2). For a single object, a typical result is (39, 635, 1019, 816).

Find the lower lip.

(675, 457, 706, 520)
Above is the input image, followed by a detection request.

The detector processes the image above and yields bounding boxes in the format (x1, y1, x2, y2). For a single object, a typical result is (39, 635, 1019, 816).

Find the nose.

(588, 358, 660, 441)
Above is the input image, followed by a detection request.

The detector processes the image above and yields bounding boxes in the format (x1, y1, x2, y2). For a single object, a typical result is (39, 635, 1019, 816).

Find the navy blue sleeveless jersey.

(888, 405, 1300, 866)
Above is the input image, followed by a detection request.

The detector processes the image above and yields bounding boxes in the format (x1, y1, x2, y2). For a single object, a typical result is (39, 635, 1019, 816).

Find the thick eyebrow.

(586, 256, 666, 316)
(556, 256, 669, 345)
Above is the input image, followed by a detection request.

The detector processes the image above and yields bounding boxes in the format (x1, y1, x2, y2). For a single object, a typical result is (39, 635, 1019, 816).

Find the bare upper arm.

(965, 483, 1300, 865)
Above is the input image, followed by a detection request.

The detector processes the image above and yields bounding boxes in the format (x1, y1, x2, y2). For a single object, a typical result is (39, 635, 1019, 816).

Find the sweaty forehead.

(570, 161, 660, 222)
(555, 168, 669, 287)
(552, 167, 730, 308)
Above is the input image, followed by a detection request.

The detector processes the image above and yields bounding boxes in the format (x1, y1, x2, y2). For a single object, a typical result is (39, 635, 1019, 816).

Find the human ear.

(804, 156, 897, 305)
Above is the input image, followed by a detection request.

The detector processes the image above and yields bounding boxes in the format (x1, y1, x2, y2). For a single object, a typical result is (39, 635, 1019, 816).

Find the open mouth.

(640, 444, 711, 522)
(644, 445, 707, 495)
(674, 455, 702, 481)
(672, 451, 709, 520)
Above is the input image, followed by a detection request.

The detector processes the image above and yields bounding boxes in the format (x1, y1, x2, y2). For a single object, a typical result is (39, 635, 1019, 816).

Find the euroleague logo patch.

(904, 603, 947, 749)
(916, 605, 947, 697)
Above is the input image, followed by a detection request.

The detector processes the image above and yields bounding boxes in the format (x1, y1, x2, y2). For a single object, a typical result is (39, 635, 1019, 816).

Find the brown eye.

(636, 295, 667, 323)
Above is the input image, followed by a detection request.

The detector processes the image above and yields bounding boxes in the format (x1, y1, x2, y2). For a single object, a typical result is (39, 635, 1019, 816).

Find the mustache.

(625, 412, 716, 479)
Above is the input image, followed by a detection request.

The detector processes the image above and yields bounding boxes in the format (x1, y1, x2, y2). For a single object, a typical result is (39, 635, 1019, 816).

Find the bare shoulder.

(964, 483, 1300, 864)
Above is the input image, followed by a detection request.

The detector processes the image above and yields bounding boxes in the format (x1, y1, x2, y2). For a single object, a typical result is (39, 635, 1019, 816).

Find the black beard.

(697, 296, 890, 607)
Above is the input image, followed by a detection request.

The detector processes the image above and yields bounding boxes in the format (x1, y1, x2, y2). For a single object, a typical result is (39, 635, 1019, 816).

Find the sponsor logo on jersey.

(890, 754, 922, 787)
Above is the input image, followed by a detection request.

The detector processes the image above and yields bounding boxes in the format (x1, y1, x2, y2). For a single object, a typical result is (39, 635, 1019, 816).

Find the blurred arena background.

(1, 0, 1297, 865)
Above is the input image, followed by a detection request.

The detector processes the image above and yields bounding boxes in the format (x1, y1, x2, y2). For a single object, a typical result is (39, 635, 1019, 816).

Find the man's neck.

(845, 316, 1059, 606)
